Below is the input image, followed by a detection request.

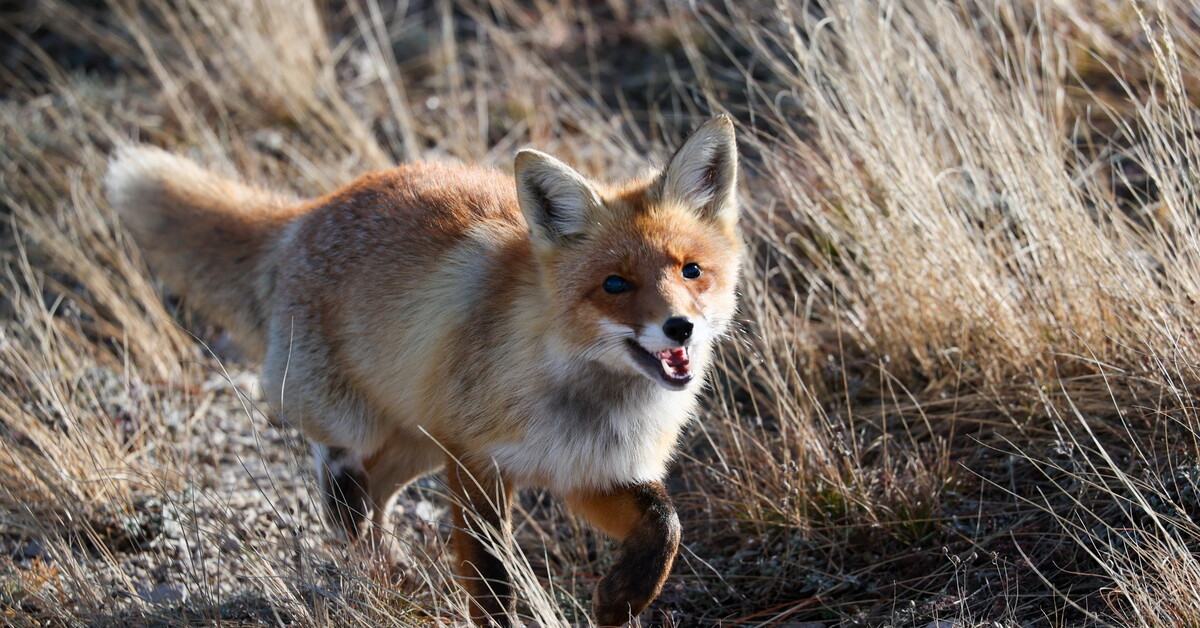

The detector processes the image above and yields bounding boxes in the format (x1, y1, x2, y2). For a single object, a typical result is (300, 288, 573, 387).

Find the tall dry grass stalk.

(731, 1, 1200, 382)
(680, 0, 1200, 623)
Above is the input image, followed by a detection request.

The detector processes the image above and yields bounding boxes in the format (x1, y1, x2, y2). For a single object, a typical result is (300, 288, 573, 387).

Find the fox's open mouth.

(626, 339, 693, 390)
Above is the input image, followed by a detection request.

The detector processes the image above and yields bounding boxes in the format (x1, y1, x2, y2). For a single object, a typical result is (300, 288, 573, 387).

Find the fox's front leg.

(566, 482, 682, 627)
(446, 455, 515, 627)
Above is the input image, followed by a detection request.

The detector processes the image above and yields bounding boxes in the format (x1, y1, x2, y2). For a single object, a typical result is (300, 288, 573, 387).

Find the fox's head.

(514, 116, 742, 391)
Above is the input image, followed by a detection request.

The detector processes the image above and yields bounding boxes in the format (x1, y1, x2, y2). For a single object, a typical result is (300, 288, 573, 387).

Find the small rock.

(18, 540, 46, 560)
(253, 129, 285, 156)
(413, 500, 440, 521)
(136, 582, 188, 605)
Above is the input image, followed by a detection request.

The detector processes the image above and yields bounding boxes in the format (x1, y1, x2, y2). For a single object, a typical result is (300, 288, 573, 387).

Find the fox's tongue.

(656, 347, 692, 378)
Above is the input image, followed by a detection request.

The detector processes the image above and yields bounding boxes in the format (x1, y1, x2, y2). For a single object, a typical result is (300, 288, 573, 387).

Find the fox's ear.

(659, 115, 738, 225)
(515, 149, 603, 246)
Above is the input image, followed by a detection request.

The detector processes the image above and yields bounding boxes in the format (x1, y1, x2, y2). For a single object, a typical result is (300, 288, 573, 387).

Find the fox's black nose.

(662, 317, 693, 344)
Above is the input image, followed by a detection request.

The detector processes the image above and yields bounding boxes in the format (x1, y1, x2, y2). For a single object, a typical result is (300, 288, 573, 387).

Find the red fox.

(105, 116, 742, 626)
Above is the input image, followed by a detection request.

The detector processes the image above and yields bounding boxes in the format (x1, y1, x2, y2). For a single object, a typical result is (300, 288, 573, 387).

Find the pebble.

(136, 582, 188, 604)
(18, 540, 45, 560)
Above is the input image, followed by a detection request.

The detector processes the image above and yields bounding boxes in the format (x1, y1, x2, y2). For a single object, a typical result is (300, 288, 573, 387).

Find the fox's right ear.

(515, 149, 603, 247)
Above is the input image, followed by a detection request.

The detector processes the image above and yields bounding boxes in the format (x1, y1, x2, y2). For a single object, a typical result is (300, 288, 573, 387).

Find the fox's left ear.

(659, 114, 739, 226)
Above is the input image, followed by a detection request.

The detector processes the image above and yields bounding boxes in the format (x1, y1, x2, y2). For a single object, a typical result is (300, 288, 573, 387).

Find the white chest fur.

(486, 373, 700, 493)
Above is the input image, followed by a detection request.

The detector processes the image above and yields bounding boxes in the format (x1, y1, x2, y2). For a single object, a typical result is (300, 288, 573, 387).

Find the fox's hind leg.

(446, 454, 515, 627)
(565, 482, 681, 627)
(315, 438, 442, 560)
(314, 443, 371, 541)
(360, 435, 444, 558)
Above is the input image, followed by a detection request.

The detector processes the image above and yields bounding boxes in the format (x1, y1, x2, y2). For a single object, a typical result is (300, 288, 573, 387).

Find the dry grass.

(3, 0, 1200, 625)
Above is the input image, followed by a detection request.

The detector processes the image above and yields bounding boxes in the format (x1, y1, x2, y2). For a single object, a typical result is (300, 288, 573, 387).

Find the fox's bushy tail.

(105, 146, 302, 358)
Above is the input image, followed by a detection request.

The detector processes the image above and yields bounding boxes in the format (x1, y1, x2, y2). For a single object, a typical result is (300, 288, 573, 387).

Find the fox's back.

(289, 162, 525, 284)
(265, 162, 535, 448)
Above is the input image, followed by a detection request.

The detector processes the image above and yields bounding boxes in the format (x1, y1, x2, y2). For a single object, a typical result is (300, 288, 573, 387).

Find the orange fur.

(106, 115, 743, 626)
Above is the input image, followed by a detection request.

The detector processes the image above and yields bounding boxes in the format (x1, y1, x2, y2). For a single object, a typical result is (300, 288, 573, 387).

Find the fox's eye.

(603, 275, 631, 294)
(682, 263, 702, 280)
